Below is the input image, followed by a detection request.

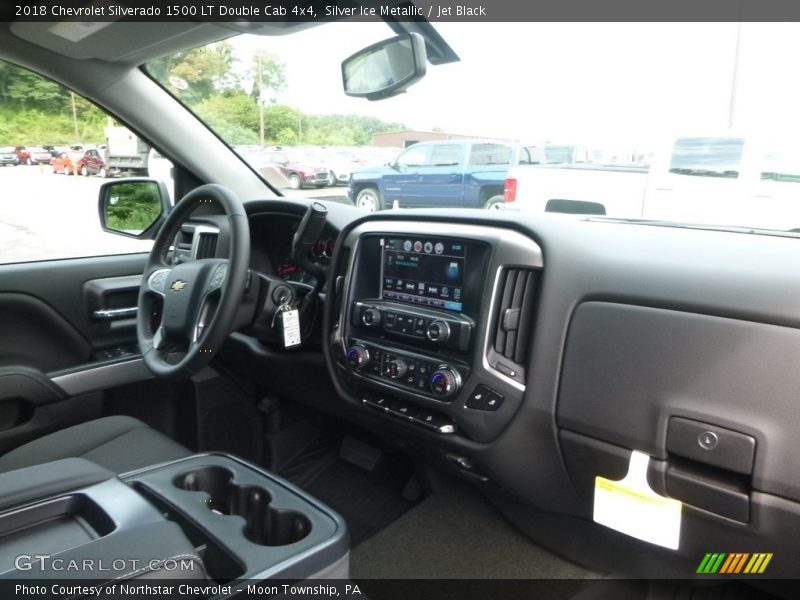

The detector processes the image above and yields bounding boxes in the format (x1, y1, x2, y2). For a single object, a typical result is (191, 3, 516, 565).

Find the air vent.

(195, 232, 218, 259)
(489, 267, 539, 382)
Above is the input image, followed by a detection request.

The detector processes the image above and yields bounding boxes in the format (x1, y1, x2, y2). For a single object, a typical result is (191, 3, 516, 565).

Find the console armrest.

(0, 458, 113, 512)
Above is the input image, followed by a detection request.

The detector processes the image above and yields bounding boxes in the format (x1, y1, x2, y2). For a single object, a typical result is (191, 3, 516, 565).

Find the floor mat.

(304, 457, 417, 546)
(351, 482, 601, 580)
(279, 435, 339, 488)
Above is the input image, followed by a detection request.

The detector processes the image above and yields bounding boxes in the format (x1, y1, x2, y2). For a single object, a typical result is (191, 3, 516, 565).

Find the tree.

(251, 51, 286, 145)
(193, 93, 260, 144)
(147, 42, 239, 106)
(1, 62, 66, 111)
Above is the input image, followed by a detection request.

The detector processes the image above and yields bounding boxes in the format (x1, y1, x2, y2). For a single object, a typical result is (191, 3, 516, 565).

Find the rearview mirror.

(98, 178, 171, 239)
(342, 32, 427, 101)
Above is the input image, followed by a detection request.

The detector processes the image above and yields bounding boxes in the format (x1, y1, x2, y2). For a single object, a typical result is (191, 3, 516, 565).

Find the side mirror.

(342, 32, 427, 101)
(98, 178, 171, 239)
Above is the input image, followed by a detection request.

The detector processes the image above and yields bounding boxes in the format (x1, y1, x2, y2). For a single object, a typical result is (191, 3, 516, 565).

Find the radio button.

(362, 307, 382, 327)
(346, 345, 370, 370)
(392, 403, 417, 420)
(426, 320, 451, 343)
(384, 358, 408, 380)
(430, 367, 461, 398)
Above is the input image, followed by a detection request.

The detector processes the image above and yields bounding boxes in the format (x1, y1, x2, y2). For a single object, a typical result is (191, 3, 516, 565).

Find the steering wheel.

(136, 184, 250, 380)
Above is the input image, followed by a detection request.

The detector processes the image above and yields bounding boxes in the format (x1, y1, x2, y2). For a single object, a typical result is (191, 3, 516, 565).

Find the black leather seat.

(0, 416, 192, 474)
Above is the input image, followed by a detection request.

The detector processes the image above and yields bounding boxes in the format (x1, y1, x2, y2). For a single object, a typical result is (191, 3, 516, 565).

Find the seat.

(0, 416, 192, 474)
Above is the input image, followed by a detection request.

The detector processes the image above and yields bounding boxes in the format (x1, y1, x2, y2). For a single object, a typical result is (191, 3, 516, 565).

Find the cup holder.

(174, 467, 311, 546)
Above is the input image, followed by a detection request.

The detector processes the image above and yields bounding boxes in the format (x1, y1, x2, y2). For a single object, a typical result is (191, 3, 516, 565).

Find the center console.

(0, 455, 348, 590)
(327, 219, 543, 445)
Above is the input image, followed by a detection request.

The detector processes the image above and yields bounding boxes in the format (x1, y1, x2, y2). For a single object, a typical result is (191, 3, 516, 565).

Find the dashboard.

(248, 213, 337, 285)
(329, 221, 541, 443)
(214, 199, 800, 580)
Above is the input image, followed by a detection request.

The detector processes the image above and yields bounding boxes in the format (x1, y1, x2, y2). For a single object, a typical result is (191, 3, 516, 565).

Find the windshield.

(146, 22, 800, 233)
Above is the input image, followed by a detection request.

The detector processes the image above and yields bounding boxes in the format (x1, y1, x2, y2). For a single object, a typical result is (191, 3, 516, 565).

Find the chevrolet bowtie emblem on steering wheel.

(170, 280, 188, 292)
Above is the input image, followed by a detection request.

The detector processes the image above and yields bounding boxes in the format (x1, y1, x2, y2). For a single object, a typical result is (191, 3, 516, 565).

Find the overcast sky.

(228, 22, 800, 148)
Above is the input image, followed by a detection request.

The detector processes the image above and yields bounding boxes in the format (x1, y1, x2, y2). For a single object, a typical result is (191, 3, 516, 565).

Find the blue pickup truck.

(347, 140, 517, 211)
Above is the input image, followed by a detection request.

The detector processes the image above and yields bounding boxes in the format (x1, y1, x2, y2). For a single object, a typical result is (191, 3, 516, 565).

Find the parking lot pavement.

(0, 166, 352, 265)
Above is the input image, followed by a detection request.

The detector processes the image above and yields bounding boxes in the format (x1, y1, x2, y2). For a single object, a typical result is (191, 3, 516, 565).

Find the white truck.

(104, 125, 151, 176)
(502, 136, 800, 232)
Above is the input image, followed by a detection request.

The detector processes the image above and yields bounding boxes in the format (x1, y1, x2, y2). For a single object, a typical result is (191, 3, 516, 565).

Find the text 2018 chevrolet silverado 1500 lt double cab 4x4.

(348, 140, 515, 211)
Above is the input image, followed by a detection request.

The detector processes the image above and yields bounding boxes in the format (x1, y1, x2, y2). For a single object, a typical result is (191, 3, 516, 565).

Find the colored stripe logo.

(697, 553, 773, 574)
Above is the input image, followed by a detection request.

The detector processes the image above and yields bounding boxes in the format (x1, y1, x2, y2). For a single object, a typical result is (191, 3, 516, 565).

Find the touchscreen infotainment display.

(380, 237, 465, 312)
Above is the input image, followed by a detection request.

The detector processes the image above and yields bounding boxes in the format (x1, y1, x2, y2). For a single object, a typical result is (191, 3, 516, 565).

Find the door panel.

(0, 253, 148, 450)
(0, 254, 147, 354)
(0, 294, 90, 372)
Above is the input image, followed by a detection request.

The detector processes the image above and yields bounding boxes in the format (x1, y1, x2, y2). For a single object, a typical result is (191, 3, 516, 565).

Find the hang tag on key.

(281, 308, 301, 348)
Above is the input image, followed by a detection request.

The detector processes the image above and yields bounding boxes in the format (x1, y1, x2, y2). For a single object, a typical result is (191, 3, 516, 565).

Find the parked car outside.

(14, 146, 31, 164)
(77, 148, 107, 177)
(315, 147, 362, 186)
(42, 145, 63, 157)
(263, 149, 331, 189)
(348, 140, 517, 211)
(50, 151, 76, 175)
(25, 146, 54, 165)
(0, 146, 19, 166)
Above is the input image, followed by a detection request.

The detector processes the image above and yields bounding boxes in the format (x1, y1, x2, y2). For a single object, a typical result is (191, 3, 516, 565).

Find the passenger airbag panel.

(557, 302, 800, 502)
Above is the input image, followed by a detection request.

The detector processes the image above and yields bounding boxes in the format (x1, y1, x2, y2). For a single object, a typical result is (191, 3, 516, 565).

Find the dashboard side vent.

(489, 267, 539, 382)
(195, 232, 218, 259)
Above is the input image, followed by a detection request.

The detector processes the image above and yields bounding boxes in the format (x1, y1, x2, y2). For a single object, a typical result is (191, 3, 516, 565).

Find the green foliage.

(106, 182, 162, 233)
(147, 42, 239, 105)
(0, 61, 109, 144)
(1, 45, 406, 149)
(275, 127, 299, 145)
(251, 51, 286, 102)
(194, 93, 260, 144)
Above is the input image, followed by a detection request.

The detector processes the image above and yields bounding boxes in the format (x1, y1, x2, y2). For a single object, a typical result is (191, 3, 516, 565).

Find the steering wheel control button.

(466, 385, 504, 411)
(698, 431, 719, 451)
(208, 264, 227, 289)
(666, 417, 756, 475)
(148, 269, 170, 294)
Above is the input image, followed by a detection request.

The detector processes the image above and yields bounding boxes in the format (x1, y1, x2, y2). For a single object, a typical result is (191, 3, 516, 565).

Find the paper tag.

(593, 450, 682, 549)
(281, 309, 301, 348)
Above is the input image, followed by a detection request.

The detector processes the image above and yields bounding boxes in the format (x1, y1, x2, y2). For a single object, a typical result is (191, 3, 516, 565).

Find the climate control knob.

(346, 345, 370, 370)
(384, 358, 408, 380)
(361, 308, 382, 327)
(429, 368, 461, 398)
(426, 320, 451, 343)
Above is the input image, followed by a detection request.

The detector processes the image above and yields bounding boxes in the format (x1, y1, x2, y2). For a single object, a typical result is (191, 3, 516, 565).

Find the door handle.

(92, 307, 137, 320)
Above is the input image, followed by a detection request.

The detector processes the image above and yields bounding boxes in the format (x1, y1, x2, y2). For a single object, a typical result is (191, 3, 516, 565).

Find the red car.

(263, 149, 331, 189)
(77, 148, 107, 177)
(51, 149, 107, 176)
(50, 152, 76, 175)
(14, 146, 31, 164)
